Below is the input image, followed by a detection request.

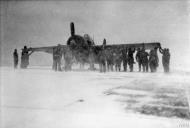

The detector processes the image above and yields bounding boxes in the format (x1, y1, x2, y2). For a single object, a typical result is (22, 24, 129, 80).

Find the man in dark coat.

(98, 50, 106, 73)
(20, 46, 33, 69)
(136, 48, 142, 72)
(115, 50, 122, 72)
(149, 47, 159, 72)
(141, 48, 149, 72)
(64, 47, 73, 71)
(20, 46, 28, 68)
(106, 48, 114, 71)
(159, 48, 170, 73)
(122, 48, 128, 72)
(128, 48, 135, 72)
(88, 48, 95, 70)
(52, 47, 56, 70)
(98, 39, 107, 73)
(13, 49, 18, 69)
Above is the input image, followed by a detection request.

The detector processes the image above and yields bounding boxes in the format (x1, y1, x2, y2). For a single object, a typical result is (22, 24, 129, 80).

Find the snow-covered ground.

(1, 66, 190, 128)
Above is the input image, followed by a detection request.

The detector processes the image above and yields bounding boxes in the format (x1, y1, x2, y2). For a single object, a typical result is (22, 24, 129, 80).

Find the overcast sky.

(0, 0, 190, 67)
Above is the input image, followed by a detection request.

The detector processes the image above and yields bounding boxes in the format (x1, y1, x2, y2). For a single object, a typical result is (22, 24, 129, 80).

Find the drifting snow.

(1, 66, 190, 128)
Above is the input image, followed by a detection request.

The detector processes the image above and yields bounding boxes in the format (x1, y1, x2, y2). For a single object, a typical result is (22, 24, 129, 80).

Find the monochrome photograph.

(0, 0, 190, 128)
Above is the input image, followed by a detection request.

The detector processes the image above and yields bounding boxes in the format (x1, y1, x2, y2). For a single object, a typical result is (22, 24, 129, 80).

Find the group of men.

(13, 43, 170, 73)
(98, 46, 170, 73)
(52, 44, 74, 71)
(13, 46, 33, 69)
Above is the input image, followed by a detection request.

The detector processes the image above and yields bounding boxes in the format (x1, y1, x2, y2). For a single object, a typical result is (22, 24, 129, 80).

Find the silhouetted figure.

(52, 47, 56, 70)
(89, 48, 95, 70)
(122, 48, 128, 71)
(98, 39, 107, 73)
(136, 48, 142, 72)
(115, 49, 122, 72)
(149, 47, 159, 72)
(98, 49, 106, 73)
(141, 48, 149, 72)
(20, 46, 33, 69)
(64, 47, 73, 71)
(159, 48, 170, 73)
(128, 48, 135, 72)
(78, 52, 86, 70)
(20, 46, 28, 68)
(106, 48, 114, 71)
(13, 49, 18, 69)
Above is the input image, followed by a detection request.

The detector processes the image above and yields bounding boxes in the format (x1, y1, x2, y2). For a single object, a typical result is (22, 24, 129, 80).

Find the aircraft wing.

(28, 45, 67, 54)
(93, 42, 161, 52)
(106, 42, 161, 50)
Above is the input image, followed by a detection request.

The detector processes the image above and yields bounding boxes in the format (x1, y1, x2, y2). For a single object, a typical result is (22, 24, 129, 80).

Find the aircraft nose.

(70, 39, 76, 45)
(69, 39, 76, 49)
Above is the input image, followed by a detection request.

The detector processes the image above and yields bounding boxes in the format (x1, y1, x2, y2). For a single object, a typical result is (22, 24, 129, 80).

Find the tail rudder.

(70, 22, 75, 36)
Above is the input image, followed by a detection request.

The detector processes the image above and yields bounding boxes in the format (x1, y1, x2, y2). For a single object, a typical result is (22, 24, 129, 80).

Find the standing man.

(159, 48, 170, 73)
(122, 47, 128, 72)
(53, 44, 62, 71)
(13, 49, 18, 69)
(52, 47, 56, 70)
(64, 47, 73, 71)
(141, 48, 149, 72)
(136, 48, 142, 72)
(20, 46, 33, 69)
(106, 48, 114, 71)
(115, 49, 122, 72)
(98, 50, 106, 73)
(99, 39, 107, 73)
(20, 46, 28, 68)
(128, 48, 135, 72)
(89, 47, 95, 70)
(149, 47, 159, 72)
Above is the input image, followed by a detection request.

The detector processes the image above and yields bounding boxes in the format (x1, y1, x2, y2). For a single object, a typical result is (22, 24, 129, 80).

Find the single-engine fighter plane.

(23, 22, 162, 70)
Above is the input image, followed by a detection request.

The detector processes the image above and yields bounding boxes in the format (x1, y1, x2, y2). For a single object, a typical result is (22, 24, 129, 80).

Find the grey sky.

(0, 0, 189, 67)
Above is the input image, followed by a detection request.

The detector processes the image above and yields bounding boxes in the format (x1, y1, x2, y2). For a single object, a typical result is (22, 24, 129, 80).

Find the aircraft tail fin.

(70, 22, 75, 36)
